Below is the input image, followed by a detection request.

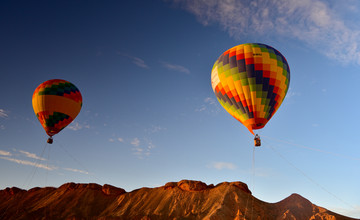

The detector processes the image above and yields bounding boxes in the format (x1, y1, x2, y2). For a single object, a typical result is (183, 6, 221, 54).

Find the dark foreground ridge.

(0, 180, 357, 220)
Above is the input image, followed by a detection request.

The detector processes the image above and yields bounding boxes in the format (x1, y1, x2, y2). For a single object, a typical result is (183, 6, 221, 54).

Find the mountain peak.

(58, 182, 126, 196)
(0, 180, 357, 219)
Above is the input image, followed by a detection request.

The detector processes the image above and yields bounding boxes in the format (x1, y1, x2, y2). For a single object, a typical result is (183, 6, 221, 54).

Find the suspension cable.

(262, 135, 360, 162)
(22, 142, 48, 188)
(56, 139, 106, 184)
(262, 138, 356, 210)
(243, 143, 256, 220)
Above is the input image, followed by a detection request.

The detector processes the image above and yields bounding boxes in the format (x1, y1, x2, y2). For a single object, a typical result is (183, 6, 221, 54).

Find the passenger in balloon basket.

(254, 134, 261, 147)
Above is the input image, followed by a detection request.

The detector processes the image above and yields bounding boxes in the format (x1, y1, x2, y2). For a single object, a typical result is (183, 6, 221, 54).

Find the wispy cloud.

(132, 57, 149, 69)
(67, 121, 90, 131)
(113, 125, 162, 158)
(0, 149, 88, 174)
(204, 97, 216, 105)
(123, 137, 156, 159)
(195, 97, 220, 113)
(0, 156, 56, 170)
(173, 0, 360, 64)
(0, 109, 8, 118)
(131, 138, 140, 147)
(145, 125, 167, 134)
(132, 138, 155, 159)
(284, 88, 300, 99)
(208, 162, 237, 170)
(63, 167, 89, 175)
(18, 150, 47, 161)
(0, 150, 11, 156)
(109, 137, 124, 143)
(160, 61, 190, 74)
(117, 52, 149, 69)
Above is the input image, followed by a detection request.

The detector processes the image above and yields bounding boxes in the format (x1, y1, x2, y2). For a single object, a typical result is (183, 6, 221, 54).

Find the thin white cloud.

(132, 57, 149, 69)
(0, 109, 8, 118)
(129, 138, 156, 159)
(0, 148, 94, 176)
(109, 137, 124, 143)
(110, 135, 155, 158)
(67, 122, 82, 131)
(131, 138, 140, 147)
(0, 150, 11, 156)
(67, 121, 90, 131)
(195, 106, 206, 112)
(117, 52, 149, 69)
(147, 140, 156, 150)
(1, 148, 93, 174)
(0, 156, 56, 170)
(209, 162, 237, 170)
(63, 167, 89, 175)
(146, 125, 166, 134)
(133, 147, 144, 154)
(18, 150, 47, 161)
(173, 0, 360, 64)
(109, 135, 154, 157)
(196, 97, 220, 113)
(0, 125, 4, 130)
(204, 97, 216, 105)
(161, 61, 190, 74)
(285, 88, 301, 99)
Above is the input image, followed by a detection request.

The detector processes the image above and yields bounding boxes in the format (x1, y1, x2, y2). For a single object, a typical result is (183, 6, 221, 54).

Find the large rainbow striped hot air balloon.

(32, 79, 82, 143)
(211, 43, 290, 141)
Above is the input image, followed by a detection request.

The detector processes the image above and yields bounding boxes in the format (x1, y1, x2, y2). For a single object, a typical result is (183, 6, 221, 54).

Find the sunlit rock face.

(0, 180, 356, 220)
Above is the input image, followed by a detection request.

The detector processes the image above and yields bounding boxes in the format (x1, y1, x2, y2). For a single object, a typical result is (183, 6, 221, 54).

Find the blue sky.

(1, 0, 360, 218)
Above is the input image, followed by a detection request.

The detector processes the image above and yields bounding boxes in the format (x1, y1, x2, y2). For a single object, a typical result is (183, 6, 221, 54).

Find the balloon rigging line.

(43, 145, 53, 219)
(22, 141, 48, 189)
(243, 145, 257, 220)
(2, 142, 49, 220)
(57, 140, 105, 184)
(251, 145, 256, 220)
(262, 135, 360, 162)
(262, 138, 356, 210)
(43, 143, 53, 218)
(45, 144, 51, 186)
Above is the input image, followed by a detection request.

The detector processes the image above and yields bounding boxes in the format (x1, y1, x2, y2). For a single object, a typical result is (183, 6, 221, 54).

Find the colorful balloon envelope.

(211, 43, 290, 135)
(32, 79, 82, 139)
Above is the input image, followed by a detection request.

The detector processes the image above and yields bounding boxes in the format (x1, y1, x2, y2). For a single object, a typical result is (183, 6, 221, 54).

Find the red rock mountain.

(0, 180, 357, 220)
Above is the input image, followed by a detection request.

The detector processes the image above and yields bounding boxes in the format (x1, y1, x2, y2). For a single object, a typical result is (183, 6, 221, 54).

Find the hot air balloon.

(211, 43, 290, 146)
(32, 79, 82, 143)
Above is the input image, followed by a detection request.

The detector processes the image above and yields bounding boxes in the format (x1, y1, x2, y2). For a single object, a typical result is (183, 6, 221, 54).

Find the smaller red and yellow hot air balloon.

(32, 79, 82, 143)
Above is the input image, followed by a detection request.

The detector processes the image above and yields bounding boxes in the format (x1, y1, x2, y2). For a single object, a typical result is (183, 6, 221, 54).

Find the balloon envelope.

(211, 43, 290, 134)
(32, 79, 82, 137)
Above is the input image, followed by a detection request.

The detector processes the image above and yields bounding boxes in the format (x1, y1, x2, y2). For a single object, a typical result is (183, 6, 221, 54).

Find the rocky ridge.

(0, 180, 357, 220)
